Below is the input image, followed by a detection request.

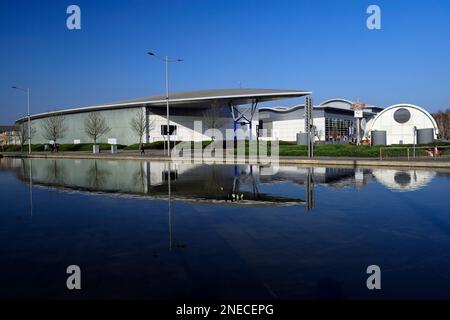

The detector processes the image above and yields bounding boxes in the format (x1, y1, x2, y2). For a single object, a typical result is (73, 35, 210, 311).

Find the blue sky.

(1, 0, 449, 123)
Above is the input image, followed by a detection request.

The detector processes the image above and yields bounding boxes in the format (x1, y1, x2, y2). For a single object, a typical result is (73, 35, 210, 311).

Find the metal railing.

(379, 145, 450, 160)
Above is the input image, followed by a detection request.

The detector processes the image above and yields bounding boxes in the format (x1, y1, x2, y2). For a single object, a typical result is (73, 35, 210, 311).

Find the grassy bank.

(124, 141, 216, 150)
(2, 140, 449, 158)
(123, 141, 166, 150)
(278, 144, 381, 157)
(58, 143, 127, 151)
(0, 143, 126, 152)
(275, 142, 450, 157)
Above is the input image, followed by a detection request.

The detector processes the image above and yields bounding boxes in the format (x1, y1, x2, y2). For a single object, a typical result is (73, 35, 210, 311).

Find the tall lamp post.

(147, 51, 183, 157)
(12, 86, 31, 154)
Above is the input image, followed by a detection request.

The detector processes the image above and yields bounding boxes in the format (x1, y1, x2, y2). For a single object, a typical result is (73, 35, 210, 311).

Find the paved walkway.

(2, 150, 450, 169)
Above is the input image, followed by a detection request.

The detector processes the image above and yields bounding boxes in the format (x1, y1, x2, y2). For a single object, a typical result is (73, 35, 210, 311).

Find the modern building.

(16, 89, 310, 145)
(259, 99, 439, 145)
(258, 98, 383, 143)
(15, 88, 439, 146)
(365, 104, 439, 145)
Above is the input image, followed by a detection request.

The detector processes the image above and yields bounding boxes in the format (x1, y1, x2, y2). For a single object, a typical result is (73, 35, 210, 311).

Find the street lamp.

(147, 51, 183, 157)
(12, 86, 31, 154)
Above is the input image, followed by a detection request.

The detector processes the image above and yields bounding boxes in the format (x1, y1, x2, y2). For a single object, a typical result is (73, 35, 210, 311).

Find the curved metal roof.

(367, 103, 439, 134)
(318, 98, 383, 115)
(17, 88, 310, 122)
(259, 104, 305, 113)
(319, 98, 355, 107)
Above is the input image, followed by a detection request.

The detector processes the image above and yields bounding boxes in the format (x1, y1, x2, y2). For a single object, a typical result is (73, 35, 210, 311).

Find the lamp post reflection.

(28, 159, 33, 217)
(305, 167, 314, 212)
(167, 161, 172, 251)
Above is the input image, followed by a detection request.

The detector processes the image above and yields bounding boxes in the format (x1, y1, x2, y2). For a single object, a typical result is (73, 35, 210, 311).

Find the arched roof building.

(16, 88, 310, 145)
(366, 104, 439, 145)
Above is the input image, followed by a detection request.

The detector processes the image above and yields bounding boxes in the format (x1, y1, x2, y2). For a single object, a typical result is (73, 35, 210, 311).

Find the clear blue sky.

(1, 0, 449, 123)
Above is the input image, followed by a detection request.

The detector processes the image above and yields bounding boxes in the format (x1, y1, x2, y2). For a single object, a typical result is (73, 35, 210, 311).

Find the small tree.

(203, 102, 226, 140)
(433, 109, 450, 140)
(41, 113, 67, 149)
(130, 109, 153, 149)
(84, 112, 111, 147)
(0, 132, 7, 151)
(17, 122, 36, 152)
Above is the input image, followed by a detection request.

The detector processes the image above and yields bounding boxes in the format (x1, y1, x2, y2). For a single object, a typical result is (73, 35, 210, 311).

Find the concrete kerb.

(2, 152, 450, 170)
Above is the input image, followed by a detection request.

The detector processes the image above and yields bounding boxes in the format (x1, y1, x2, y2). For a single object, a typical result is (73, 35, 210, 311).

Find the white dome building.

(366, 104, 439, 145)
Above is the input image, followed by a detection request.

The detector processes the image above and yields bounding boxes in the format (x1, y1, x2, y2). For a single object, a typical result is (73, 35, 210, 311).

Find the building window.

(161, 125, 177, 135)
(259, 121, 272, 137)
(325, 118, 354, 142)
(393, 108, 411, 124)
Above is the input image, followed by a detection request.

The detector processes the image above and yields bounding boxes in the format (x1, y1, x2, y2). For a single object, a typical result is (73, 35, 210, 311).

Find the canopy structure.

(124, 88, 311, 108)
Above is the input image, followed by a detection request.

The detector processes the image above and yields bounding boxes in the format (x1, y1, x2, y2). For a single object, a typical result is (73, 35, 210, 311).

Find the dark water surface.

(1, 157, 450, 299)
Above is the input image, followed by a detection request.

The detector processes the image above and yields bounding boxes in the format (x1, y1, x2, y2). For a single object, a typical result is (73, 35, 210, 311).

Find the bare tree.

(433, 109, 450, 140)
(17, 122, 36, 152)
(41, 113, 67, 149)
(130, 109, 153, 149)
(84, 112, 111, 145)
(203, 102, 226, 140)
(0, 132, 7, 151)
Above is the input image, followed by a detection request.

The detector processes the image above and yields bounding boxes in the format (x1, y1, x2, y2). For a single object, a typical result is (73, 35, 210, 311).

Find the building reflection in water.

(372, 169, 436, 192)
(0, 158, 440, 226)
(0, 157, 442, 251)
(3, 158, 441, 206)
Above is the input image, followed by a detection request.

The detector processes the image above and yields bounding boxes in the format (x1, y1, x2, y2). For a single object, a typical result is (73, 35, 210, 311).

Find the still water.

(0, 157, 450, 299)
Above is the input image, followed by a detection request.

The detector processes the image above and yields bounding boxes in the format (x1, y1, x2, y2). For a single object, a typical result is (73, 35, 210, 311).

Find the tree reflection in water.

(86, 160, 111, 190)
(44, 159, 66, 186)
